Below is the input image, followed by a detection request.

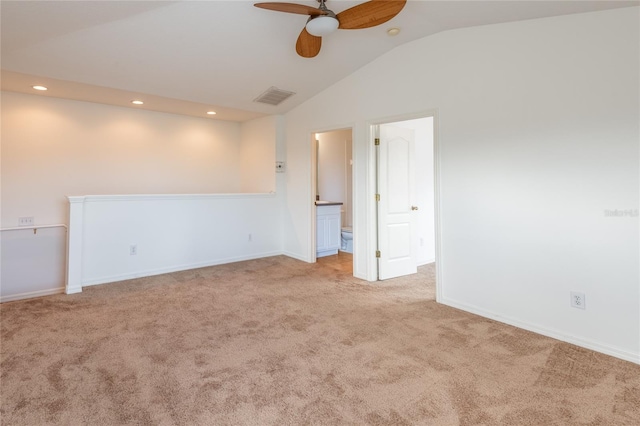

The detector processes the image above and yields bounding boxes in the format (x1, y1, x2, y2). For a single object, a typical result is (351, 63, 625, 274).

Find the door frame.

(365, 110, 443, 301)
(309, 124, 355, 266)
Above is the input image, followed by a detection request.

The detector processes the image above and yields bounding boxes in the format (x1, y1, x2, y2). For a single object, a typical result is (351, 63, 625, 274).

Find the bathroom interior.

(315, 129, 353, 264)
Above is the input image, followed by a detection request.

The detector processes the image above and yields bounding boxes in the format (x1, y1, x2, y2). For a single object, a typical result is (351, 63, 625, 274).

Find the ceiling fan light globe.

(306, 16, 339, 37)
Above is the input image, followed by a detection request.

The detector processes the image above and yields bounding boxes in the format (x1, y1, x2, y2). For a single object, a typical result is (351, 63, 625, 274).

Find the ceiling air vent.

(253, 86, 295, 106)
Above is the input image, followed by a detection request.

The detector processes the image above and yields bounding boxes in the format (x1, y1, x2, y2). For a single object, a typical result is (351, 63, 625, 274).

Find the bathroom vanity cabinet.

(316, 202, 342, 258)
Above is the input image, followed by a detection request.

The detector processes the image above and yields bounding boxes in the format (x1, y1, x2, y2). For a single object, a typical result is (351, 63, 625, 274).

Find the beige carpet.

(1, 255, 639, 425)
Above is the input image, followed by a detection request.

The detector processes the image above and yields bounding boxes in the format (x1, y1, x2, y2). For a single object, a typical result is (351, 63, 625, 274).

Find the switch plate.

(18, 217, 34, 226)
(275, 161, 285, 173)
(129, 245, 137, 256)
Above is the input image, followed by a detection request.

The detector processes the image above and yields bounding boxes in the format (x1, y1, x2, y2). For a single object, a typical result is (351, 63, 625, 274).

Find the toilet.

(341, 227, 353, 253)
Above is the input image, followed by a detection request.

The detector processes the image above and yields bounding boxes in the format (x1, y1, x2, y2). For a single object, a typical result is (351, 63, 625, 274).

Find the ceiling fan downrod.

(317, 0, 329, 11)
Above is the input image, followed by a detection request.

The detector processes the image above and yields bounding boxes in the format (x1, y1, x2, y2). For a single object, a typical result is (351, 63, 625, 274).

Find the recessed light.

(32, 85, 48, 91)
(207, 111, 217, 115)
(387, 27, 400, 36)
(131, 100, 144, 105)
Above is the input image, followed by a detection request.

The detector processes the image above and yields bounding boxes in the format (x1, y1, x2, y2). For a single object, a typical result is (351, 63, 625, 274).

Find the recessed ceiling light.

(387, 27, 400, 36)
(207, 111, 217, 115)
(32, 85, 48, 91)
(131, 100, 144, 105)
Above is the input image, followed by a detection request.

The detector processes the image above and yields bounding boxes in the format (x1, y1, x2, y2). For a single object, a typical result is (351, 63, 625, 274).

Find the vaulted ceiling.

(2, 1, 637, 121)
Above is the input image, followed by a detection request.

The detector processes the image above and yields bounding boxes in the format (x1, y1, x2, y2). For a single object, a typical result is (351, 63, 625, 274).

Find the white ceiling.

(2, 0, 637, 122)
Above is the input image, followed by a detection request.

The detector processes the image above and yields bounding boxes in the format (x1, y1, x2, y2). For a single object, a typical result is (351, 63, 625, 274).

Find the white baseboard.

(65, 285, 82, 295)
(281, 250, 312, 263)
(353, 271, 369, 281)
(440, 297, 640, 365)
(82, 251, 285, 287)
(417, 258, 435, 267)
(1, 287, 65, 303)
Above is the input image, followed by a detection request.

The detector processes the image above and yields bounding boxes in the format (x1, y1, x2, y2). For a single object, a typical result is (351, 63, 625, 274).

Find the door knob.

(411, 206, 419, 211)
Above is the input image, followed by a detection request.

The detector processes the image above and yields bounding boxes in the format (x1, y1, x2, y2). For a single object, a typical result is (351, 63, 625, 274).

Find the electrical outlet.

(18, 217, 34, 226)
(129, 245, 137, 256)
(248, 233, 252, 242)
(570, 292, 585, 310)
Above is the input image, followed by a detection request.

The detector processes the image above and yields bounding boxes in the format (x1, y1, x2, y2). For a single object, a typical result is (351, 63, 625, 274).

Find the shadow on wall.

(0, 226, 67, 302)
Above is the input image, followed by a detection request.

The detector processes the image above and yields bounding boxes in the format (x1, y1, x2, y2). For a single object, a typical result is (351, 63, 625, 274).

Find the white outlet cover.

(570, 292, 586, 310)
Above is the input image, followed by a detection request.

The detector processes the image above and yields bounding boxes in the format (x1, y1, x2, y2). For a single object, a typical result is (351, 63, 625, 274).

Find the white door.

(377, 124, 417, 280)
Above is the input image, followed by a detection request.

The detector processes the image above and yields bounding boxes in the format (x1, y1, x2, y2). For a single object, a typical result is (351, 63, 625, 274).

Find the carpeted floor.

(1, 255, 639, 425)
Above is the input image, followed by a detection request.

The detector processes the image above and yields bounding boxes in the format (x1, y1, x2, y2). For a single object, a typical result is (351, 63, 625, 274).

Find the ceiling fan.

(254, 0, 406, 58)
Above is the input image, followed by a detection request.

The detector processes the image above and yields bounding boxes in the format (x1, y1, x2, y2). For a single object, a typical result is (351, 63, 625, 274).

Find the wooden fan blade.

(336, 0, 406, 30)
(254, 2, 326, 16)
(296, 28, 321, 58)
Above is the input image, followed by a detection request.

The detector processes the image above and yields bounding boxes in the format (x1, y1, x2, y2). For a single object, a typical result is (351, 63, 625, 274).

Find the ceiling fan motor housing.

(306, 10, 339, 37)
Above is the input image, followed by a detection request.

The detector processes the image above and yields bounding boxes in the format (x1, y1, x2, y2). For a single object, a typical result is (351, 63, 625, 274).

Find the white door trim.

(308, 124, 356, 266)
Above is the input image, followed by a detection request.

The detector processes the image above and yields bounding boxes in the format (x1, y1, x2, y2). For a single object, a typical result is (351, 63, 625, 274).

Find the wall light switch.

(18, 217, 34, 226)
(276, 161, 285, 173)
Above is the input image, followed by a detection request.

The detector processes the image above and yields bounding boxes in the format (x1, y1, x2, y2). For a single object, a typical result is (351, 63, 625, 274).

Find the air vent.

(253, 86, 295, 106)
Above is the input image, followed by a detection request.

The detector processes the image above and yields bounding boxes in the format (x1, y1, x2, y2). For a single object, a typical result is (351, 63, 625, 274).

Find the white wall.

(240, 115, 277, 193)
(283, 8, 639, 362)
(1, 92, 244, 227)
(1, 227, 67, 301)
(66, 193, 283, 292)
(1, 92, 283, 300)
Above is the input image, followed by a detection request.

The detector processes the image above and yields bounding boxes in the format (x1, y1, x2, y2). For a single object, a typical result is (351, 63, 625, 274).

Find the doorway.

(374, 116, 436, 280)
(313, 128, 354, 274)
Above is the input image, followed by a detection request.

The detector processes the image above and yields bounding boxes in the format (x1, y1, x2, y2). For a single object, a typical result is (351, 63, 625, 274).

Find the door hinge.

(375, 193, 380, 202)
(374, 138, 380, 146)
(375, 250, 381, 258)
